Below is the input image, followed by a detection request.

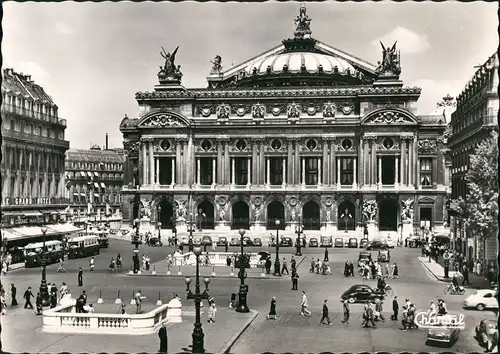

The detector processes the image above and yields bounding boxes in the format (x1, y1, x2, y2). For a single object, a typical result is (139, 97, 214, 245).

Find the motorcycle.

(444, 283, 465, 295)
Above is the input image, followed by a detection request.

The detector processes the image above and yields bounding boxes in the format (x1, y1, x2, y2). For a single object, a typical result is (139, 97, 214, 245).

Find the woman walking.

(267, 297, 277, 320)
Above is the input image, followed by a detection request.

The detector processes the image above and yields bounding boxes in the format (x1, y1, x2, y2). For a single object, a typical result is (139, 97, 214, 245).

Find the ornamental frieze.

(287, 102, 301, 119)
(268, 106, 285, 116)
(251, 104, 265, 119)
(195, 139, 217, 152)
(339, 104, 354, 115)
(301, 103, 321, 116)
(157, 139, 174, 152)
(231, 105, 251, 117)
(142, 114, 184, 127)
(322, 102, 336, 118)
(367, 111, 414, 124)
(197, 106, 215, 118)
(417, 139, 437, 154)
(335, 137, 357, 152)
(216, 104, 230, 119)
(229, 139, 252, 153)
(376, 137, 400, 150)
(123, 141, 140, 156)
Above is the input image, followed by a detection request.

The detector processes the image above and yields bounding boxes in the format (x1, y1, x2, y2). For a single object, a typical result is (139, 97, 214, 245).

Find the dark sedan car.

(309, 238, 319, 247)
(253, 238, 262, 247)
(216, 237, 227, 246)
(201, 236, 213, 246)
(341, 284, 384, 303)
(348, 238, 358, 248)
(280, 237, 293, 247)
(359, 238, 369, 248)
(366, 240, 389, 250)
(242, 236, 253, 246)
(229, 237, 241, 246)
(334, 238, 344, 248)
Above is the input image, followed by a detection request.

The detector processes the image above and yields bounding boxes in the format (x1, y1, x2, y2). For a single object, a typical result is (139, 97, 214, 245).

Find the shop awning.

(21, 210, 43, 217)
(4, 225, 59, 241)
(2, 228, 27, 241)
(100, 182, 106, 188)
(1, 211, 23, 216)
(46, 223, 83, 234)
(40, 209, 53, 214)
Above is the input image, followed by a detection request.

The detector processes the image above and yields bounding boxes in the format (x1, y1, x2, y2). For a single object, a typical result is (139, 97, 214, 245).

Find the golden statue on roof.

(294, 3, 312, 39)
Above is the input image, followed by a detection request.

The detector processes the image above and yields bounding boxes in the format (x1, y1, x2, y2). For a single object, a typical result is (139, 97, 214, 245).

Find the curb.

(124, 273, 287, 280)
(220, 309, 258, 354)
(418, 258, 447, 283)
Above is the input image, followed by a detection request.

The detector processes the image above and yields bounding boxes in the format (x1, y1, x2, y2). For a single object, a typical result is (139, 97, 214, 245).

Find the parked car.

(216, 237, 228, 246)
(366, 240, 388, 250)
(242, 236, 253, 246)
(464, 289, 499, 311)
(309, 238, 319, 247)
(358, 251, 372, 267)
(320, 235, 333, 247)
(280, 237, 293, 247)
(341, 284, 384, 303)
(229, 238, 240, 246)
(348, 238, 358, 248)
(474, 319, 498, 352)
(359, 238, 369, 248)
(253, 238, 262, 247)
(426, 319, 461, 347)
(334, 238, 344, 248)
(377, 249, 390, 263)
(193, 236, 202, 246)
(201, 236, 213, 246)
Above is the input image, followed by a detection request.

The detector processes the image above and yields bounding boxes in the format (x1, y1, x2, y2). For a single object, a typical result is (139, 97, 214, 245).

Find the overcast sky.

(3, 2, 497, 149)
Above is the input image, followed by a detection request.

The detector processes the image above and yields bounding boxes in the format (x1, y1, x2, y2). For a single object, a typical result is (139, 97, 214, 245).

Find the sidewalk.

(418, 256, 492, 289)
(1, 305, 258, 354)
(130, 255, 307, 279)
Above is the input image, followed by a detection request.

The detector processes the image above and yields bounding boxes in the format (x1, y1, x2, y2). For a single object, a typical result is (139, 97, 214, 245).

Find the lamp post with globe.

(184, 247, 210, 353)
(273, 219, 281, 276)
(39, 226, 50, 306)
(295, 221, 303, 256)
(132, 218, 141, 273)
(236, 229, 250, 313)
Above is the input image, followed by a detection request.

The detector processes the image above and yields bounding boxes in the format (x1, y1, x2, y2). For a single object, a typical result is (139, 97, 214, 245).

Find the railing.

(449, 115, 498, 145)
(173, 251, 260, 267)
(3, 130, 69, 149)
(43, 298, 176, 335)
(1, 104, 66, 125)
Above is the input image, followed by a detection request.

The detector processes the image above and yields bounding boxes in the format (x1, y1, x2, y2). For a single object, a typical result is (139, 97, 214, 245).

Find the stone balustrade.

(173, 252, 260, 267)
(42, 298, 182, 335)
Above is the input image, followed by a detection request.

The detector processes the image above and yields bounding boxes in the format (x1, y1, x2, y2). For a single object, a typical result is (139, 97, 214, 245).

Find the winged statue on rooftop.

(159, 46, 183, 81)
(375, 41, 401, 77)
(294, 3, 312, 39)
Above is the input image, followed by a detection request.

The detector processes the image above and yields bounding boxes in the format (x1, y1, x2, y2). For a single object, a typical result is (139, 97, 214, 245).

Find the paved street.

(2, 238, 496, 353)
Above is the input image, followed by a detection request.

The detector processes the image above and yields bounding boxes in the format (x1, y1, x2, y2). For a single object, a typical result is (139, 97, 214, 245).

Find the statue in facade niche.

(326, 208, 331, 222)
(175, 200, 187, 221)
(254, 207, 261, 222)
(210, 55, 223, 73)
(294, 3, 312, 39)
(160, 46, 183, 81)
(140, 199, 152, 219)
(291, 208, 297, 222)
(375, 42, 401, 76)
(401, 199, 414, 223)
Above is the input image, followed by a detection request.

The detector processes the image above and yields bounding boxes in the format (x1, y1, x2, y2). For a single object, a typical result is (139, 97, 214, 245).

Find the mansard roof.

(2, 68, 56, 106)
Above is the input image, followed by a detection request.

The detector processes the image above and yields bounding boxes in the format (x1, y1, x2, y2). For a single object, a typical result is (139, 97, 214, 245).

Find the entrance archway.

(337, 201, 356, 231)
(231, 201, 250, 230)
(158, 199, 174, 229)
(379, 199, 398, 231)
(303, 200, 320, 230)
(267, 201, 285, 230)
(197, 200, 215, 230)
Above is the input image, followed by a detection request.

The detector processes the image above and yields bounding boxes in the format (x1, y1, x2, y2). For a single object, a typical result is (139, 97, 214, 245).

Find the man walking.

(324, 248, 329, 262)
(320, 300, 332, 325)
(158, 321, 168, 353)
(281, 258, 289, 275)
(300, 291, 311, 317)
(78, 267, 83, 287)
(391, 295, 399, 320)
(135, 290, 144, 314)
(374, 298, 385, 322)
(23, 287, 34, 310)
(462, 264, 470, 285)
(291, 256, 296, 273)
(291, 271, 299, 290)
(341, 299, 350, 324)
(10, 284, 17, 307)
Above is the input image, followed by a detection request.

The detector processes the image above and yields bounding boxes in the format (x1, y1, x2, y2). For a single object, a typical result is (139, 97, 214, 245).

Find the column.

(378, 156, 382, 186)
(432, 156, 438, 187)
(196, 158, 201, 185)
(171, 158, 175, 184)
(217, 140, 223, 185)
(252, 140, 258, 185)
(408, 139, 413, 186)
(353, 158, 357, 188)
(322, 141, 328, 185)
(266, 158, 270, 185)
(247, 158, 251, 185)
(282, 157, 286, 185)
(141, 141, 147, 185)
(149, 141, 154, 185)
(413, 137, 419, 189)
(401, 138, 407, 185)
(416, 158, 420, 189)
(336, 158, 341, 187)
(156, 158, 160, 184)
(224, 140, 230, 185)
(395, 157, 399, 187)
(260, 140, 265, 185)
(294, 140, 300, 185)
(231, 158, 235, 185)
(213, 158, 217, 186)
(287, 139, 293, 184)
(330, 140, 336, 185)
(301, 158, 305, 185)
(317, 157, 322, 185)
(371, 140, 376, 185)
(176, 140, 182, 184)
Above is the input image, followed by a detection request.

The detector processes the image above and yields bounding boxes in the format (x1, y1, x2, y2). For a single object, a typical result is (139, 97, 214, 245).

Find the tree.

(453, 131, 498, 240)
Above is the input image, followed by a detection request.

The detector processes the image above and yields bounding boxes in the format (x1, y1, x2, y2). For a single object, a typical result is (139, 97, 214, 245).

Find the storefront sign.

(2, 197, 70, 206)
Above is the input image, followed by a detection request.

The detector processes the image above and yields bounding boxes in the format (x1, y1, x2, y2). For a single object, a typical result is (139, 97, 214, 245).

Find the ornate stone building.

(65, 144, 125, 218)
(120, 5, 448, 239)
(1, 68, 70, 230)
(448, 52, 498, 263)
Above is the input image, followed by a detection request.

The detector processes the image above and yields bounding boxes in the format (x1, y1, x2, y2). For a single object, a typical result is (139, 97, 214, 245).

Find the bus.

(24, 240, 64, 268)
(88, 229, 109, 248)
(67, 235, 100, 259)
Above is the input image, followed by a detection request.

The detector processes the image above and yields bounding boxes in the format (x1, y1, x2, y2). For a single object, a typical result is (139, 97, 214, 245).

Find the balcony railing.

(1, 104, 66, 126)
(449, 115, 498, 145)
(3, 130, 69, 149)
(2, 197, 70, 206)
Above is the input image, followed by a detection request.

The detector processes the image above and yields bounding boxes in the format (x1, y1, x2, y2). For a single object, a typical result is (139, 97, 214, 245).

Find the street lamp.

(157, 205, 162, 244)
(39, 226, 50, 306)
(132, 218, 141, 273)
(295, 221, 303, 257)
(273, 219, 281, 276)
(184, 247, 210, 354)
(236, 229, 250, 313)
(188, 212, 195, 252)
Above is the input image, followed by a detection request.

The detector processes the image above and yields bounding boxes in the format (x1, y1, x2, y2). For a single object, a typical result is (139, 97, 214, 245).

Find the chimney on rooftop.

(105, 133, 109, 150)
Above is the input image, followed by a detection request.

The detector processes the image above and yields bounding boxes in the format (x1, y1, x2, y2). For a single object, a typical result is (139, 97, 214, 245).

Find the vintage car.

(201, 236, 213, 246)
(242, 236, 253, 246)
(216, 237, 228, 246)
(359, 238, 369, 248)
(377, 249, 391, 263)
(252, 238, 262, 247)
(334, 238, 344, 248)
(358, 251, 372, 267)
(474, 319, 498, 352)
(320, 235, 333, 248)
(366, 240, 389, 250)
(426, 319, 461, 347)
(309, 238, 319, 247)
(147, 235, 162, 247)
(341, 284, 384, 303)
(464, 289, 499, 311)
(193, 236, 202, 246)
(280, 237, 293, 247)
(348, 238, 358, 248)
(229, 237, 241, 246)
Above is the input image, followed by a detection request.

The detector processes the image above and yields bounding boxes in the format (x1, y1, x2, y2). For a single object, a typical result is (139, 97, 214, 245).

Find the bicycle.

(444, 283, 465, 295)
